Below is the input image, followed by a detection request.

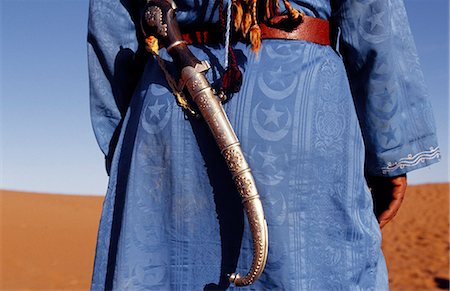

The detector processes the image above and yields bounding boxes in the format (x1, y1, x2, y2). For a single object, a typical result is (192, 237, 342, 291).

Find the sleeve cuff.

(365, 135, 441, 177)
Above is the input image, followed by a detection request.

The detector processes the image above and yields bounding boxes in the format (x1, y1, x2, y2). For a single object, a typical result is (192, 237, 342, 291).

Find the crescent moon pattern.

(263, 191, 287, 226)
(358, 0, 390, 44)
(257, 74, 298, 100)
(247, 42, 300, 190)
(249, 145, 288, 186)
(150, 84, 170, 96)
(251, 102, 292, 142)
(368, 94, 399, 120)
(264, 43, 303, 63)
(142, 96, 172, 134)
(257, 44, 301, 100)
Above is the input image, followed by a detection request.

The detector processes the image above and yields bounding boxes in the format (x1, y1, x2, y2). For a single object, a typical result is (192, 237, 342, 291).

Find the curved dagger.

(140, 0, 268, 286)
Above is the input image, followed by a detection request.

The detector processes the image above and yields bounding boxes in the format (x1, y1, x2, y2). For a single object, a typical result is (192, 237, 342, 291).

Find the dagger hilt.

(140, 0, 199, 69)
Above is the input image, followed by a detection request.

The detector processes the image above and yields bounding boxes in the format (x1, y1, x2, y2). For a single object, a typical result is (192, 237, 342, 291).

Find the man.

(88, 0, 440, 289)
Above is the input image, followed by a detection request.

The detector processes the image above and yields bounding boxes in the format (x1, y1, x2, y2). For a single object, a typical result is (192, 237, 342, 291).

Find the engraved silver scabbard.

(181, 62, 269, 286)
(140, 0, 268, 286)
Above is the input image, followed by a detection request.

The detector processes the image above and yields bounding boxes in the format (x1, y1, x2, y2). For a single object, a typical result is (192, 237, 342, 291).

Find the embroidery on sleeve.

(381, 147, 441, 174)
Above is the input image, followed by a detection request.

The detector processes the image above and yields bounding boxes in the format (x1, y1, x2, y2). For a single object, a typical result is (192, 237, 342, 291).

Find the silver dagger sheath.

(141, 0, 268, 286)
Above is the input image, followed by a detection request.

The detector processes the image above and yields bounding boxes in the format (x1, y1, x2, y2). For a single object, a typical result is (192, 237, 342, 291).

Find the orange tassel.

(282, 0, 301, 21)
(232, 0, 295, 52)
(289, 8, 301, 20)
(144, 36, 159, 55)
(249, 25, 261, 52)
(265, 0, 271, 20)
(241, 12, 252, 36)
(233, 1, 243, 31)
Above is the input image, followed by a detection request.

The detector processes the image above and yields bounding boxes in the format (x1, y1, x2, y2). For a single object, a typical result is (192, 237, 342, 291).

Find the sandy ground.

(1, 184, 449, 290)
(382, 183, 449, 291)
(1, 191, 103, 290)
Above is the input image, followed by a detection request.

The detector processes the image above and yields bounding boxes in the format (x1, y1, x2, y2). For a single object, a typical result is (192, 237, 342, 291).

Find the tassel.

(221, 63, 243, 94)
(270, 0, 280, 19)
(233, 1, 243, 31)
(281, 0, 302, 21)
(241, 11, 252, 36)
(265, 0, 271, 20)
(144, 36, 159, 55)
(289, 8, 302, 20)
(248, 0, 261, 52)
(263, 0, 278, 20)
(249, 25, 261, 52)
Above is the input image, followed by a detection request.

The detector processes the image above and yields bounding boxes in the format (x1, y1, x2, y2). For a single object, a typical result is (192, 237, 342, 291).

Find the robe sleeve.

(332, 0, 440, 176)
(87, 0, 147, 172)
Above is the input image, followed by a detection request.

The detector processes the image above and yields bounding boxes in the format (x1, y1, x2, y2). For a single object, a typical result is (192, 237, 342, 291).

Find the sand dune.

(1, 184, 448, 290)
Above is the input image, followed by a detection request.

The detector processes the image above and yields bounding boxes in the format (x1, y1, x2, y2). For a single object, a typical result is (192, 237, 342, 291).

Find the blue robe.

(88, 0, 440, 289)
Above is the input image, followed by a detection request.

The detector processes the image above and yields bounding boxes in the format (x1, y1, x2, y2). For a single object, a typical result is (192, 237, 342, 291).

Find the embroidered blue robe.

(88, 0, 440, 289)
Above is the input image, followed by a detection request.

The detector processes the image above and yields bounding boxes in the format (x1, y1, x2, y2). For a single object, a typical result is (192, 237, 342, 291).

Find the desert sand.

(382, 183, 449, 290)
(1, 184, 449, 290)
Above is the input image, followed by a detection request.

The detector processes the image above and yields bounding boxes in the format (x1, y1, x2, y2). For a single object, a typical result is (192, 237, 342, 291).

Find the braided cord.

(218, 0, 239, 70)
(224, 0, 233, 67)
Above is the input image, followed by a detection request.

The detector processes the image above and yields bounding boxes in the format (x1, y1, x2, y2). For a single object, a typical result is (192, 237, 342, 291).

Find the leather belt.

(259, 15, 330, 46)
(180, 15, 330, 46)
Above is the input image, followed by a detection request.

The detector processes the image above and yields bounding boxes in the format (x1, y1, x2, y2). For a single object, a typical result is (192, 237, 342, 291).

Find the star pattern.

(261, 104, 284, 127)
(381, 125, 397, 145)
(148, 99, 165, 119)
(374, 59, 389, 75)
(268, 67, 286, 87)
(382, 82, 396, 106)
(367, 10, 385, 32)
(258, 146, 278, 170)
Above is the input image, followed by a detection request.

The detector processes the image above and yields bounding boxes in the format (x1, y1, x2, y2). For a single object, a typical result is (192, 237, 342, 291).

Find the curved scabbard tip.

(228, 272, 240, 284)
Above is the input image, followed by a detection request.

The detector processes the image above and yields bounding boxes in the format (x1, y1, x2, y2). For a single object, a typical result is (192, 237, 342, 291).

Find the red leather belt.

(180, 15, 330, 46)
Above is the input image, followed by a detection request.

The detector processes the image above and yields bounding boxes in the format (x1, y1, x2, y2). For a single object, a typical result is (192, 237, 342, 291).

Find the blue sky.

(1, 0, 449, 195)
